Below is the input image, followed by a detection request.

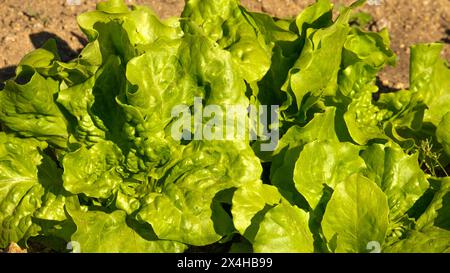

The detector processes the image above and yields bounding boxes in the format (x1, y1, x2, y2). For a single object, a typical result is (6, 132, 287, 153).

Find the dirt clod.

(5, 243, 27, 253)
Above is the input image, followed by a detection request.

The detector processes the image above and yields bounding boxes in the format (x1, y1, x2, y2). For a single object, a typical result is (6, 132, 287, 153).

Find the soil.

(0, 0, 449, 89)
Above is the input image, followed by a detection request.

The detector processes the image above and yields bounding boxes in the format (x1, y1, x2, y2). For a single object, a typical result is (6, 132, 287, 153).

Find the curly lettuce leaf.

(0, 69, 68, 148)
(286, 8, 351, 113)
(182, 0, 271, 84)
(78, 0, 181, 63)
(376, 90, 427, 149)
(0, 133, 69, 248)
(247, 13, 300, 111)
(337, 28, 396, 144)
(67, 204, 186, 253)
(15, 39, 99, 86)
(62, 141, 124, 199)
(138, 141, 262, 246)
(410, 43, 450, 126)
(58, 55, 128, 148)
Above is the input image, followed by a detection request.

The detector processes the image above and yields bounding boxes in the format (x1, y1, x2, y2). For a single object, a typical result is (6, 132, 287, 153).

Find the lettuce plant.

(0, 0, 449, 253)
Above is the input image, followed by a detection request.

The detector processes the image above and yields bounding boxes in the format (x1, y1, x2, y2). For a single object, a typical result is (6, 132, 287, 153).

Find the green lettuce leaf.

(294, 140, 366, 209)
(182, 0, 271, 84)
(384, 177, 450, 252)
(410, 43, 450, 126)
(0, 133, 69, 247)
(286, 7, 352, 113)
(376, 90, 427, 149)
(78, 0, 181, 63)
(416, 177, 450, 231)
(295, 0, 333, 36)
(231, 180, 281, 236)
(253, 201, 314, 253)
(270, 107, 338, 205)
(138, 141, 261, 246)
(361, 143, 429, 223)
(384, 227, 450, 253)
(322, 174, 389, 253)
(62, 141, 124, 199)
(16, 39, 98, 86)
(57, 55, 128, 147)
(437, 113, 450, 157)
(68, 203, 186, 253)
(337, 28, 395, 145)
(0, 69, 68, 148)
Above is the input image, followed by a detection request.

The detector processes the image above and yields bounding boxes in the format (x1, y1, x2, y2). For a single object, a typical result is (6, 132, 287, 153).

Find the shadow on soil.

(29, 31, 87, 61)
(441, 29, 450, 44)
(0, 66, 16, 89)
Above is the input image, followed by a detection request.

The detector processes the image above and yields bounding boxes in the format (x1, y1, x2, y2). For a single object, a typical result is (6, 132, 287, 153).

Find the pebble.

(4, 35, 15, 42)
